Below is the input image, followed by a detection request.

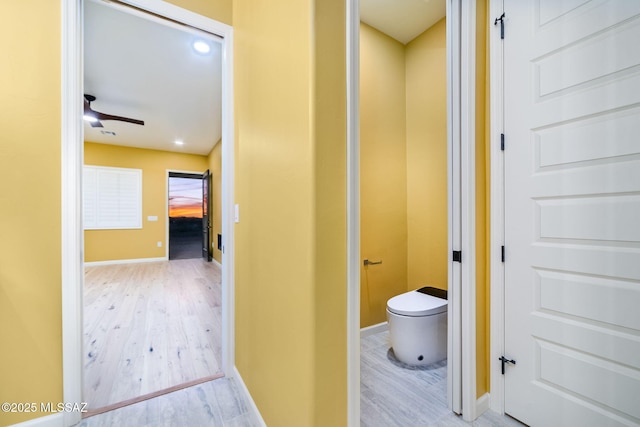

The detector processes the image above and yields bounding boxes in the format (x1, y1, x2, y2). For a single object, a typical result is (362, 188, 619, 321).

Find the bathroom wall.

(405, 18, 448, 292)
(359, 23, 408, 327)
(360, 20, 447, 328)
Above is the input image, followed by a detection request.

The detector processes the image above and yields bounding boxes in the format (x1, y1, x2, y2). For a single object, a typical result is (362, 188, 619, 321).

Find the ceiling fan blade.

(83, 94, 144, 126)
(94, 111, 145, 126)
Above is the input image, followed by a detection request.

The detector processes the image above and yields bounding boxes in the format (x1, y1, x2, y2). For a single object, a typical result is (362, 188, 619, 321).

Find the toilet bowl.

(386, 286, 447, 366)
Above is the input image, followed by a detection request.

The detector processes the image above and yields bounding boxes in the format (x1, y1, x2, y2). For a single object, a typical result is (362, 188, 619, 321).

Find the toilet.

(386, 286, 447, 366)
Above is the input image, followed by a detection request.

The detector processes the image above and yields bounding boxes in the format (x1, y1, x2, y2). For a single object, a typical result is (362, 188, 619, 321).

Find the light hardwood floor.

(84, 259, 222, 412)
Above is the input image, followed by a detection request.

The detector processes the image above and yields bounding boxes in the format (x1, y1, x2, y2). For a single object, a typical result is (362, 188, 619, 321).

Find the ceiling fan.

(83, 94, 144, 128)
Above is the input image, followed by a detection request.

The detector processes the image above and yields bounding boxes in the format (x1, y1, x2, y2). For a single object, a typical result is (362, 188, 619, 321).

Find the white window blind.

(83, 166, 142, 230)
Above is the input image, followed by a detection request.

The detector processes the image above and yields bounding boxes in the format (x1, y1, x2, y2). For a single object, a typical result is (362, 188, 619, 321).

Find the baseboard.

(211, 257, 222, 269)
(84, 257, 167, 267)
(8, 412, 64, 427)
(233, 366, 267, 427)
(476, 392, 490, 417)
(360, 321, 388, 338)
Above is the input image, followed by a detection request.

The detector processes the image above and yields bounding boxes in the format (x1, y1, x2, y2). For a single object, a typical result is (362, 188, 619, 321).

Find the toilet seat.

(387, 290, 447, 317)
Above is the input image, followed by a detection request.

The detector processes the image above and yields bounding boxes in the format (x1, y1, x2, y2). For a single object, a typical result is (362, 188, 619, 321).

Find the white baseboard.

(9, 413, 64, 427)
(84, 256, 167, 267)
(360, 321, 388, 338)
(476, 392, 490, 417)
(233, 366, 267, 427)
(211, 257, 222, 269)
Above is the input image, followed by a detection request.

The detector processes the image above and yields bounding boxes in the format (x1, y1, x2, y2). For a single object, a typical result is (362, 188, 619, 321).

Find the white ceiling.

(84, 0, 222, 156)
(83, 0, 443, 157)
(360, 0, 446, 44)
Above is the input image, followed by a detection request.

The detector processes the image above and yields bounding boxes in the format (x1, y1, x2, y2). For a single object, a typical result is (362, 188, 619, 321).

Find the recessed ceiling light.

(175, 140, 184, 145)
(193, 40, 211, 54)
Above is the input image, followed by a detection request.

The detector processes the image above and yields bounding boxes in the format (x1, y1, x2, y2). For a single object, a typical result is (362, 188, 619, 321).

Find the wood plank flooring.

(84, 259, 222, 411)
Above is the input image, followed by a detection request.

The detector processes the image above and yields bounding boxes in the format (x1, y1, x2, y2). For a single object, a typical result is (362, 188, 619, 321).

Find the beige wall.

(84, 142, 208, 263)
(233, 0, 347, 425)
(207, 141, 223, 263)
(406, 18, 448, 292)
(359, 23, 408, 327)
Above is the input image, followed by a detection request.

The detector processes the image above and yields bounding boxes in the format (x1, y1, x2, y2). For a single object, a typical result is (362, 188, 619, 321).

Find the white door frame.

(346, 0, 478, 424)
(488, 0, 506, 415)
(61, 1, 235, 425)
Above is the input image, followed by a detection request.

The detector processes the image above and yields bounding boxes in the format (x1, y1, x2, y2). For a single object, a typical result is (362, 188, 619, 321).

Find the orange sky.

(169, 177, 203, 218)
(169, 204, 202, 218)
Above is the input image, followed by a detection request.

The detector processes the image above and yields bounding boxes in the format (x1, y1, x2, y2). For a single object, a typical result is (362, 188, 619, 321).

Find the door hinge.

(452, 250, 462, 263)
(499, 356, 516, 374)
(501, 245, 505, 262)
(494, 12, 505, 39)
(500, 133, 505, 151)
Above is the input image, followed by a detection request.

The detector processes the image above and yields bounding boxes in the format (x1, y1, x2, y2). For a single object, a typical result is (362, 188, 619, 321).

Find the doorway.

(358, 3, 450, 425)
(80, 0, 224, 414)
(168, 171, 210, 261)
(61, 1, 235, 424)
(347, 0, 480, 424)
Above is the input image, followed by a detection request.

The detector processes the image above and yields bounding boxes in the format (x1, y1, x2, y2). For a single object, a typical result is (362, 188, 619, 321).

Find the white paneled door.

(502, 1, 640, 425)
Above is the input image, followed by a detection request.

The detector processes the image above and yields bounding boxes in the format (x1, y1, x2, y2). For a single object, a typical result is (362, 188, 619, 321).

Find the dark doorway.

(169, 172, 207, 260)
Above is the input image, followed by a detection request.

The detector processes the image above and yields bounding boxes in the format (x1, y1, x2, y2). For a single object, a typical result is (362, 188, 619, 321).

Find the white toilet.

(386, 286, 447, 366)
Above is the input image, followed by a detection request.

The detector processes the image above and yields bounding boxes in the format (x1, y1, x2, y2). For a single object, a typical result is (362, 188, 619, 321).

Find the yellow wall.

(1, 0, 489, 424)
(84, 142, 208, 263)
(233, 0, 346, 425)
(406, 18, 448, 292)
(312, 2, 348, 423)
(359, 23, 408, 327)
(2, 0, 348, 425)
(0, 2, 62, 426)
(207, 141, 223, 263)
(476, 0, 490, 397)
(166, 0, 232, 25)
(359, 20, 447, 328)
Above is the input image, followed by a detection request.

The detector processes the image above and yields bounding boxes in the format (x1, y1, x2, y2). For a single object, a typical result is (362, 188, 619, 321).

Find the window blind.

(83, 165, 142, 230)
